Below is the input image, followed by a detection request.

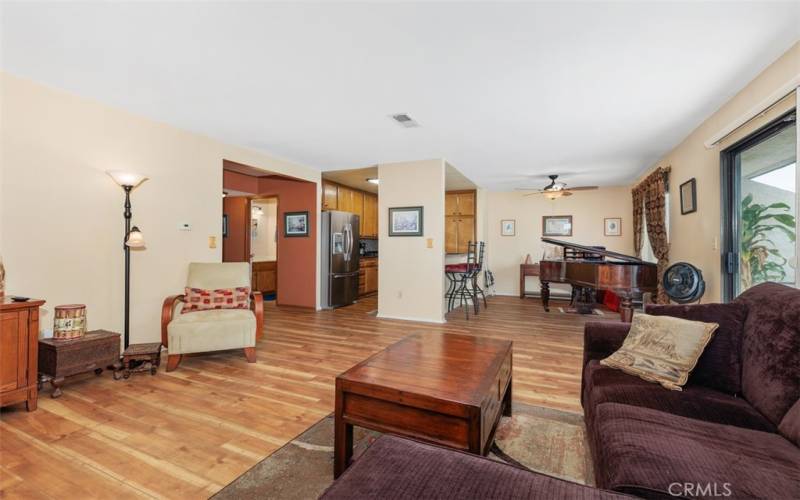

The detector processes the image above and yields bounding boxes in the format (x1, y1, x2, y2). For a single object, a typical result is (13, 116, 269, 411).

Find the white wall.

(0, 72, 321, 341)
(251, 198, 278, 262)
(378, 159, 446, 323)
(487, 187, 634, 296)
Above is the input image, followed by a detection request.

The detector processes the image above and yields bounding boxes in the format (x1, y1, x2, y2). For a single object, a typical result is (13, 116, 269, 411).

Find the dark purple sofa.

(582, 282, 800, 499)
(320, 434, 632, 499)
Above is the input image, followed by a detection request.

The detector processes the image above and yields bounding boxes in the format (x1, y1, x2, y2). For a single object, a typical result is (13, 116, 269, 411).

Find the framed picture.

(388, 206, 424, 236)
(542, 215, 572, 237)
(680, 178, 697, 215)
(501, 219, 516, 236)
(284, 211, 309, 237)
(604, 217, 622, 236)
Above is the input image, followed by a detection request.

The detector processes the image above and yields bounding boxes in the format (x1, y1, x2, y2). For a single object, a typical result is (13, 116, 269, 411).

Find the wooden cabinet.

(322, 180, 379, 239)
(252, 261, 277, 294)
(362, 193, 378, 238)
(1, 298, 45, 411)
(322, 181, 338, 210)
(445, 190, 477, 254)
(359, 257, 378, 296)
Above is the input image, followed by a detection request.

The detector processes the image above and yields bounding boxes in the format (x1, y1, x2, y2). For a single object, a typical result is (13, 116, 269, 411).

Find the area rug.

(213, 402, 593, 500)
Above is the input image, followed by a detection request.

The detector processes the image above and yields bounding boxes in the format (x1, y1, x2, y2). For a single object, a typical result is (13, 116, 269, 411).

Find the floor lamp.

(107, 170, 147, 349)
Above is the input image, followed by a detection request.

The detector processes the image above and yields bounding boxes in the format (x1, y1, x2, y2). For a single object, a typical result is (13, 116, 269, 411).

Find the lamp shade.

(126, 226, 146, 248)
(107, 170, 147, 188)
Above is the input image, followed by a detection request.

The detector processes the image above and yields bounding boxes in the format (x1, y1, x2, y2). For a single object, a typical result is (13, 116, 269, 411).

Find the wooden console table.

(519, 263, 541, 298)
(38, 330, 122, 398)
(1, 297, 45, 411)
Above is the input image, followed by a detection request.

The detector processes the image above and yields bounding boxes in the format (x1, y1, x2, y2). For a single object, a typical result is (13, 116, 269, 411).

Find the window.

(641, 193, 669, 264)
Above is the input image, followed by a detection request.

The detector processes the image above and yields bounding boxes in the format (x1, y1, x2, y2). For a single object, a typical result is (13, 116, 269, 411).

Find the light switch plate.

(179, 222, 191, 231)
(208, 236, 217, 249)
(426, 238, 433, 248)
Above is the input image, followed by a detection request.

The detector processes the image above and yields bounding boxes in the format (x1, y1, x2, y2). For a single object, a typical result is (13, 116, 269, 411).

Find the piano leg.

(620, 295, 633, 323)
(541, 281, 550, 312)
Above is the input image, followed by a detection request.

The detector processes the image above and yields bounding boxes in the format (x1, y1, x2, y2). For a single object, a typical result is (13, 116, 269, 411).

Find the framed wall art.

(680, 178, 697, 215)
(501, 219, 516, 236)
(284, 211, 309, 237)
(388, 206, 424, 236)
(604, 217, 622, 236)
(542, 215, 572, 237)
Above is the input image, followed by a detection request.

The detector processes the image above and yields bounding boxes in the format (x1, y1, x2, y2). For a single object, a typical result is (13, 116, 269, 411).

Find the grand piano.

(539, 237, 658, 322)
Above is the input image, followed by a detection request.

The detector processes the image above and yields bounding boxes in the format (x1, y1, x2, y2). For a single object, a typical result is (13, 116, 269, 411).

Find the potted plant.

(739, 194, 796, 290)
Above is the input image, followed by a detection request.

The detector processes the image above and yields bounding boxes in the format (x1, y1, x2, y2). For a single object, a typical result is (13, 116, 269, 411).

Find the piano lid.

(541, 237, 647, 264)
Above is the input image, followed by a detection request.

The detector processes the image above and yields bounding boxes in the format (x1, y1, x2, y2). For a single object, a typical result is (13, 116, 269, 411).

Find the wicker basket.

(54, 304, 86, 340)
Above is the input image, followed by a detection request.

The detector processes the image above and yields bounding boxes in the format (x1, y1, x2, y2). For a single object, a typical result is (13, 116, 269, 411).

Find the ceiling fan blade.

(566, 186, 599, 191)
(522, 191, 546, 197)
(514, 187, 543, 191)
(561, 191, 574, 197)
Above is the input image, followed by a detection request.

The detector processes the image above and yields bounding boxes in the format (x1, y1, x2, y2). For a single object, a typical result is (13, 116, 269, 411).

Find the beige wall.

(378, 159, 446, 323)
(636, 42, 799, 302)
(487, 187, 634, 296)
(0, 72, 321, 341)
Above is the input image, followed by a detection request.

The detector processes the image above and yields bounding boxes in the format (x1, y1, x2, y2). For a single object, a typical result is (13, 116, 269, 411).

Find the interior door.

(722, 110, 797, 300)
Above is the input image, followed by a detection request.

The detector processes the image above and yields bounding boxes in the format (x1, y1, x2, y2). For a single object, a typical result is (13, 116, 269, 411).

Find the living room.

(1, 2, 798, 499)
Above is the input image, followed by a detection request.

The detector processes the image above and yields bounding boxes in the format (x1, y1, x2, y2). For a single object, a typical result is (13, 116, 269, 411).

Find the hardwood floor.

(0, 295, 614, 499)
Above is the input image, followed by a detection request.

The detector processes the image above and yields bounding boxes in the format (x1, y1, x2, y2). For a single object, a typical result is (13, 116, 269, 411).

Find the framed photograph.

(680, 178, 697, 215)
(501, 219, 516, 236)
(542, 215, 572, 237)
(284, 211, 309, 237)
(388, 206, 424, 236)
(604, 217, 622, 236)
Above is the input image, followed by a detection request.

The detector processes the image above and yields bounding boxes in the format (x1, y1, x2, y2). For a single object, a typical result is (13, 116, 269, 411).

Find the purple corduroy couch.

(582, 282, 800, 499)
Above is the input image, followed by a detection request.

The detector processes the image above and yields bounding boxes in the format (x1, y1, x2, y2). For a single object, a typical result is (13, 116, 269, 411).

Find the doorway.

(721, 110, 797, 301)
(250, 197, 278, 299)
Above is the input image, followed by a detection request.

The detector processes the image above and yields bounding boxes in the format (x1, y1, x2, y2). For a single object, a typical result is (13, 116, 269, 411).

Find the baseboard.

(376, 313, 446, 324)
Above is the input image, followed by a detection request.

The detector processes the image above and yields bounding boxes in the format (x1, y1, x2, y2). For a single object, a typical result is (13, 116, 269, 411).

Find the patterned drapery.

(632, 166, 671, 303)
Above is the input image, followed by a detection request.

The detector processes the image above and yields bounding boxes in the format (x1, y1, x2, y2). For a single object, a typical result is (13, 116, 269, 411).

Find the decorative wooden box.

(53, 304, 86, 340)
(38, 329, 121, 398)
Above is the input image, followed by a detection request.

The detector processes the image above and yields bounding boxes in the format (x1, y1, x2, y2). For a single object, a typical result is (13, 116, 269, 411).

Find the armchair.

(161, 262, 264, 371)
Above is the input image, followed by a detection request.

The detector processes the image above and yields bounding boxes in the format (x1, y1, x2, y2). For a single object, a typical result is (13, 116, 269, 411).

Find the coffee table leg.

(503, 377, 513, 417)
(334, 418, 352, 479)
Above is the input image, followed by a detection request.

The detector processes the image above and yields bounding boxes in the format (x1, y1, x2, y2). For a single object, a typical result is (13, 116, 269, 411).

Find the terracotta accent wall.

(222, 196, 249, 262)
(223, 169, 317, 308)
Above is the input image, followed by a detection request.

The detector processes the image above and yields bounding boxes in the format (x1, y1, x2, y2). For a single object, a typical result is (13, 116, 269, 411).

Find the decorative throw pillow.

(182, 287, 250, 313)
(601, 313, 719, 391)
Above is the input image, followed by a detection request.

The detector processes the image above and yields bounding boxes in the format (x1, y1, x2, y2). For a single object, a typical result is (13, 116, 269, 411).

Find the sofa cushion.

(646, 301, 747, 394)
(592, 402, 800, 499)
(167, 309, 256, 355)
(583, 360, 775, 433)
(600, 313, 719, 391)
(734, 282, 800, 426)
(778, 398, 800, 447)
(321, 435, 631, 500)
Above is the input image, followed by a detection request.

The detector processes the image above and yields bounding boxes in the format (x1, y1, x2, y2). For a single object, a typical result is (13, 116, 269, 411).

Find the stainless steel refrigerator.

(320, 211, 360, 308)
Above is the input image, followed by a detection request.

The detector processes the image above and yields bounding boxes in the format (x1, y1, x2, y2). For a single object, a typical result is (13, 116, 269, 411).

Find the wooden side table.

(38, 330, 122, 398)
(121, 343, 162, 379)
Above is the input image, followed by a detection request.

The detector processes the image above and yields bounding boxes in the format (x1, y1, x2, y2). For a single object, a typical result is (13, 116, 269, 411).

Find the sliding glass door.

(721, 110, 797, 301)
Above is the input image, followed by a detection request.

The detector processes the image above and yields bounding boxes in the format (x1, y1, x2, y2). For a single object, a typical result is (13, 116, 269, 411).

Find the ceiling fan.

(516, 175, 598, 199)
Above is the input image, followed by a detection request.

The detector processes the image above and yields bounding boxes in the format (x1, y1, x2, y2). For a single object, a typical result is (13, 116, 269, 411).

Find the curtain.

(633, 166, 671, 303)
(632, 186, 644, 258)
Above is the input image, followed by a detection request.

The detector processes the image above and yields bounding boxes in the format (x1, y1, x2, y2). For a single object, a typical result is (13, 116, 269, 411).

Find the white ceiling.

(2, 2, 798, 190)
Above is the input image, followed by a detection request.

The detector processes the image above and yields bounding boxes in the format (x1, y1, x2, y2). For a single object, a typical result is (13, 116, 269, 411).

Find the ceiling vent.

(390, 113, 420, 128)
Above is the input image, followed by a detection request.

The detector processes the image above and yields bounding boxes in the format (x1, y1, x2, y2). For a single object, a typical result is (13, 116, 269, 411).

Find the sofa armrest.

(250, 291, 264, 340)
(583, 321, 630, 367)
(161, 295, 185, 347)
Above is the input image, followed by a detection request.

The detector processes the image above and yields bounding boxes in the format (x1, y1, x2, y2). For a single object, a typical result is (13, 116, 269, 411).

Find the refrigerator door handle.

(344, 223, 352, 261)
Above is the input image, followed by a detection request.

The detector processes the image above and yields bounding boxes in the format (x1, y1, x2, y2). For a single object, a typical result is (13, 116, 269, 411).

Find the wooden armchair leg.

(244, 347, 256, 363)
(166, 355, 182, 372)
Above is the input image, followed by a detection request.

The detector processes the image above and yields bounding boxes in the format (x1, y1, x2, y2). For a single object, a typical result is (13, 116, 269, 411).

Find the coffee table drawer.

(342, 393, 470, 449)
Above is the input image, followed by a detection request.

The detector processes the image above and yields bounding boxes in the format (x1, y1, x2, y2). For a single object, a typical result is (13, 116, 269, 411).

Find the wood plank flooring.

(0, 296, 614, 499)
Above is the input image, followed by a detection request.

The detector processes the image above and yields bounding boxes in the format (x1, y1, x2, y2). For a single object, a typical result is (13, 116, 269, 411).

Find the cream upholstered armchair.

(161, 262, 263, 371)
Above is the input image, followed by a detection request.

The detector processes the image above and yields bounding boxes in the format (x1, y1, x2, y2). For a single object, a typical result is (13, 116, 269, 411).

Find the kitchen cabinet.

(362, 193, 378, 238)
(252, 261, 277, 294)
(445, 190, 476, 254)
(322, 181, 338, 210)
(359, 257, 378, 296)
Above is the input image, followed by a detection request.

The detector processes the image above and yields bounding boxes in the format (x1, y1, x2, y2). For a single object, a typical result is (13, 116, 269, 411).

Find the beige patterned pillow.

(601, 313, 719, 391)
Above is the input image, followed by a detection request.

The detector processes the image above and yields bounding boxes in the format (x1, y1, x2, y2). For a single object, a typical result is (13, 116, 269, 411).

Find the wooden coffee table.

(334, 332, 512, 478)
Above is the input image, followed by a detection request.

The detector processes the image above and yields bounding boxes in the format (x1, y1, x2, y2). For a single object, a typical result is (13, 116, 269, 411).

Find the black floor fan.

(662, 262, 706, 304)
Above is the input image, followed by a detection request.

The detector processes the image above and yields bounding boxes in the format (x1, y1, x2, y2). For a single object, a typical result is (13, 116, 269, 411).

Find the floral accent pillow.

(182, 287, 251, 313)
(601, 313, 719, 391)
